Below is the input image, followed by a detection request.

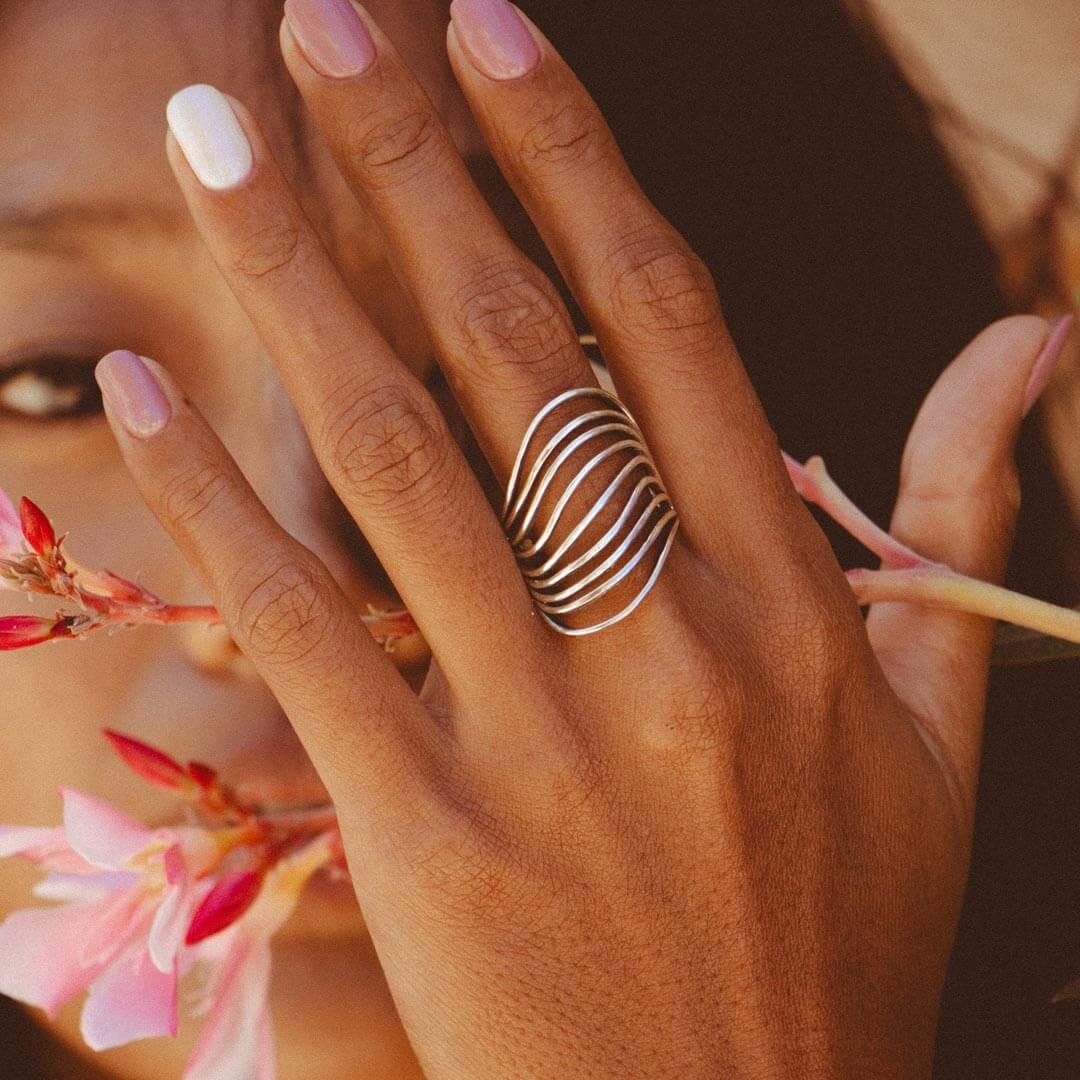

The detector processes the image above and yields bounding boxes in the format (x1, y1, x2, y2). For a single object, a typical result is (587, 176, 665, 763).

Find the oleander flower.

(0, 482, 419, 651)
(183, 834, 336, 1080)
(0, 788, 224, 1048)
(0, 731, 342, 1078)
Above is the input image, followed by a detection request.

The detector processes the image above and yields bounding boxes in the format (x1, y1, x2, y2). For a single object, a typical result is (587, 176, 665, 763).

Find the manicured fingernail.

(449, 0, 540, 81)
(284, 0, 377, 79)
(1023, 314, 1073, 416)
(96, 351, 172, 439)
(166, 84, 253, 191)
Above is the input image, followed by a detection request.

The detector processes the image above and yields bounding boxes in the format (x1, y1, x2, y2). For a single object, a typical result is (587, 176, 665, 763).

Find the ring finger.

(279, 0, 599, 482)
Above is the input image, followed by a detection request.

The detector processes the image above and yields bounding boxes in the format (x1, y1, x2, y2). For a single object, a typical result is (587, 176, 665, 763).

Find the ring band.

(502, 386, 679, 637)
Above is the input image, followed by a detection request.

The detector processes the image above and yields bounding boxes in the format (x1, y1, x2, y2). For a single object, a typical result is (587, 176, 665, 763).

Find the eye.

(0, 356, 103, 422)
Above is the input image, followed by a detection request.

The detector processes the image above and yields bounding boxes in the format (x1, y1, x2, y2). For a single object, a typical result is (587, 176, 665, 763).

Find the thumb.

(866, 314, 1070, 794)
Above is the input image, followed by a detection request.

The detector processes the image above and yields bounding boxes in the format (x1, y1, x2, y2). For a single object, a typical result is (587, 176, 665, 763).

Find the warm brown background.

(3, 0, 1079, 1076)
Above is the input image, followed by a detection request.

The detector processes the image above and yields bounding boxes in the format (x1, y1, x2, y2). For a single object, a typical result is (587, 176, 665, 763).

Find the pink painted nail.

(450, 0, 540, 81)
(284, 0, 377, 79)
(95, 351, 172, 439)
(1023, 314, 1074, 417)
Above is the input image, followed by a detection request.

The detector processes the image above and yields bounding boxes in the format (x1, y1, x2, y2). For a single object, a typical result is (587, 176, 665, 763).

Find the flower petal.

(238, 832, 335, 940)
(34, 870, 139, 902)
(0, 486, 23, 553)
(149, 876, 214, 974)
(76, 888, 148, 969)
(80, 943, 178, 1051)
(0, 896, 132, 1017)
(61, 788, 153, 869)
(0, 826, 96, 872)
(0, 825, 64, 859)
(184, 935, 274, 1080)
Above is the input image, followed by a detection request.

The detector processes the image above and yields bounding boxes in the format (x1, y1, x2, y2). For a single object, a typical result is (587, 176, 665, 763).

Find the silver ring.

(502, 386, 679, 637)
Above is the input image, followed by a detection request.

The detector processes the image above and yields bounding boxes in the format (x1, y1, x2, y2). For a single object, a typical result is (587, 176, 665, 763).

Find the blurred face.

(0, 1, 481, 1075)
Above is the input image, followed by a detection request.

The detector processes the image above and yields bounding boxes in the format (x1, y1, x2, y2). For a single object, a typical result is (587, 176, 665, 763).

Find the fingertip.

(165, 84, 255, 193)
(95, 351, 173, 440)
(1022, 313, 1073, 416)
(916, 315, 1053, 455)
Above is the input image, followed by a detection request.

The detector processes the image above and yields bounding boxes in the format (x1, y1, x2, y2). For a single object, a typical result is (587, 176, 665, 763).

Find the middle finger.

(279, 0, 599, 480)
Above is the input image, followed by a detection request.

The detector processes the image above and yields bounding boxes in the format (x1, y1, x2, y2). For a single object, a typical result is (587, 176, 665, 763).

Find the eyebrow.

(0, 199, 187, 258)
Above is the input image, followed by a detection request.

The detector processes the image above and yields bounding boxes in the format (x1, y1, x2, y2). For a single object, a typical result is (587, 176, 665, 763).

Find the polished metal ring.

(502, 386, 679, 637)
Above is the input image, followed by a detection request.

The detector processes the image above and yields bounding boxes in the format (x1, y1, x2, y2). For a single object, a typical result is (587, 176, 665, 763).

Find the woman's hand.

(94, 1, 1053, 1075)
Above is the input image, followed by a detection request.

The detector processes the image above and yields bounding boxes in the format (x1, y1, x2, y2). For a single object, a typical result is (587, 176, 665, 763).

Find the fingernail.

(449, 0, 540, 81)
(284, 0, 377, 79)
(95, 351, 172, 439)
(1023, 314, 1074, 417)
(166, 84, 254, 191)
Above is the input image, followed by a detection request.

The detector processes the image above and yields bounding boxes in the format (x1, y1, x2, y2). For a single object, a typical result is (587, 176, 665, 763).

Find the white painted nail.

(166, 84, 253, 191)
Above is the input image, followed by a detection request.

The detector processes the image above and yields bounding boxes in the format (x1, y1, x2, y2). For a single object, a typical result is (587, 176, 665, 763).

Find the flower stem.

(847, 567, 1080, 644)
(120, 604, 221, 625)
(784, 453, 931, 569)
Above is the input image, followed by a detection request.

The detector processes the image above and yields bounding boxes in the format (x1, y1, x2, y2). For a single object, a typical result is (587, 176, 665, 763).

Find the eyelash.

(0, 354, 104, 423)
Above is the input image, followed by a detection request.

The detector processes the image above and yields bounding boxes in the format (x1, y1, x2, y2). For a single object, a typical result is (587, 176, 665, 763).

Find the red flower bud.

(0, 615, 69, 650)
(185, 868, 265, 945)
(18, 498, 55, 557)
(186, 761, 219, 791)
(77, 567, 158, 605)
(103, 730, 196, 794)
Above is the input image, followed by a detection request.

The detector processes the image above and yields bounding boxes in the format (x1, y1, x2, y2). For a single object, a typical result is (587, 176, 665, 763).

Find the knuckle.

(781, 604, 859, 691)
(651, 669, 744, 759)
(229, 218, 304, 281)
(344, 104, 443, 190)
(321, 379, 449, 510)
(516, 99, 610, 175)
(633, 627, 750, 759)
(233, 559, 335, 665)
(757, 579, 862, 700)
(451, 257, 579, 394)
(159, 462, 231, 531)
(603, 226, 724, 354)
(901, 456, 1022, 526)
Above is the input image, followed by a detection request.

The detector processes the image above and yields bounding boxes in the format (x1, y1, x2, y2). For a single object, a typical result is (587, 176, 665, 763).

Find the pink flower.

(0, 729, 342, 1079)
(0, 485, 421, 650)
(184, 834, 334, 1080)
(0, 789, 218, 1050)
(0, 486, 24, 555)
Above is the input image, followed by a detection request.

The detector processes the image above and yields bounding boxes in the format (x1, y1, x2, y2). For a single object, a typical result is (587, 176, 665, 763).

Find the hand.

(94, 1, 1052, 1075)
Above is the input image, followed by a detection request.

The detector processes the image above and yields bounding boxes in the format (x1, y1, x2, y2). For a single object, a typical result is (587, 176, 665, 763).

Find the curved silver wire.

(502, 385, 679, 637)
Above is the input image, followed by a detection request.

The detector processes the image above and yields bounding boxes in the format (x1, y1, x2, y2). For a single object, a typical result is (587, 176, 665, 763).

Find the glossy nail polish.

(284, 0, 377, 79)
(95, 351, 172, 439)
(450, 0, 540, 81)
(166, 84, 253, 191)
(1023, 314, 1074, 417)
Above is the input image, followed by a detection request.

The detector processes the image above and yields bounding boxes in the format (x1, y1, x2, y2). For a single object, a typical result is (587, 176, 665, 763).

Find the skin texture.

(0, 0, 1060, 1077)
